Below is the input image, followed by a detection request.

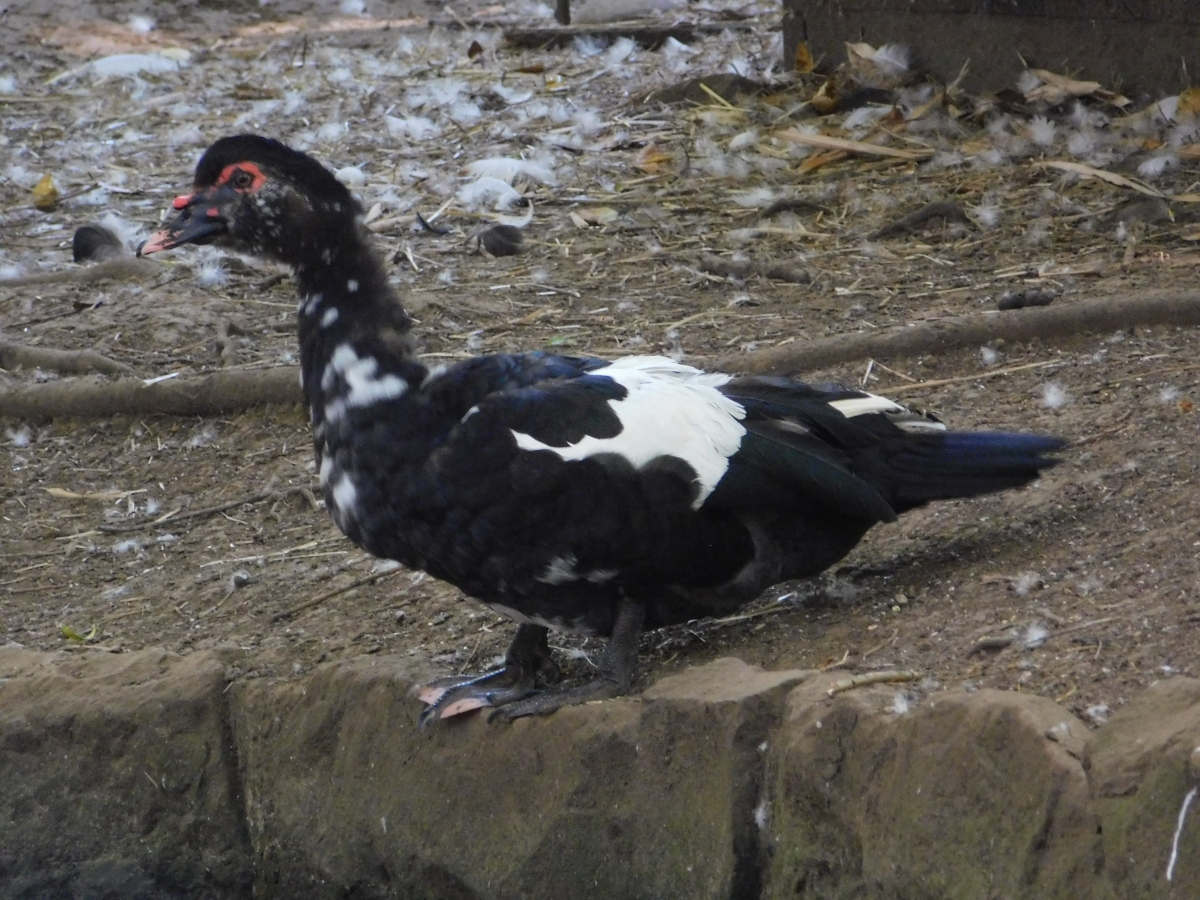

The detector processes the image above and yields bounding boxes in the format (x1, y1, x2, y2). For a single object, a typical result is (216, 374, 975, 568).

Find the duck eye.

(232, 169, 254, 189)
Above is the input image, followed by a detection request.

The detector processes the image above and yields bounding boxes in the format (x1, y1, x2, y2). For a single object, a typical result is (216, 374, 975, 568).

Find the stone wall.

(1, 648, 1197, 899)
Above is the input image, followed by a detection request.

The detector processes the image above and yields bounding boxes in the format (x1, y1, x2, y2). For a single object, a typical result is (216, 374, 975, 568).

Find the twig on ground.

(98, 485, 314, 534)
(272, 566, 405, 621)
(827, 669, 921, 696)
(0, 340, 133, 376)
(877, 360, 1061, 396)
(718, 290, 1200, 375)
(0, 366, 302, 418)
(777, 129, 933, 161)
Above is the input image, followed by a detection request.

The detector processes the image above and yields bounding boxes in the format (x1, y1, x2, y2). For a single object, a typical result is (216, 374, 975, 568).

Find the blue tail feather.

(888, 431, 1065, 510)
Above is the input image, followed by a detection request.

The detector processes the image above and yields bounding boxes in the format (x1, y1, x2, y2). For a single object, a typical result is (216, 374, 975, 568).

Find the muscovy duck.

(139, 135, 1065, 724)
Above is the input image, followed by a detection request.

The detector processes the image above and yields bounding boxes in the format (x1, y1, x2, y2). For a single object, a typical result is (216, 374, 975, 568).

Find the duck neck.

(293, 230, 425, 413)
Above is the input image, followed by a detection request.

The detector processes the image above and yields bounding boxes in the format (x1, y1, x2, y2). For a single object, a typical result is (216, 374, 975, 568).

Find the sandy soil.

(1, 0, 1197, 730)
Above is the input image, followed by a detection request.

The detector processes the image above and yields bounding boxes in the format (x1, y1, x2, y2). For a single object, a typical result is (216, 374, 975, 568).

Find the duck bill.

(137, 193, 229, 256)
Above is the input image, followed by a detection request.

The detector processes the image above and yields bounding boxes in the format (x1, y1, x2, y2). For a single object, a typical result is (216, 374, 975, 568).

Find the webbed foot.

(415, 623, 559, 728)
(489, 598, 644, 722)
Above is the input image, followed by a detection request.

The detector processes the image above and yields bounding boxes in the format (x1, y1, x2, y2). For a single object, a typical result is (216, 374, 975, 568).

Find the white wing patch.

(827, 394, 907, 418)
(510, 356, 746, 509)
(828, 392, 947, 433)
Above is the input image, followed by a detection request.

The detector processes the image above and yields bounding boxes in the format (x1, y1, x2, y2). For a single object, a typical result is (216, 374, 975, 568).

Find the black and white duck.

(139, 134, 1065, 725)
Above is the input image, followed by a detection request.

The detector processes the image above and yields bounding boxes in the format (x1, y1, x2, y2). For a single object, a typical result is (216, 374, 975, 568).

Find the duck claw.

(416, 670, 536, 729)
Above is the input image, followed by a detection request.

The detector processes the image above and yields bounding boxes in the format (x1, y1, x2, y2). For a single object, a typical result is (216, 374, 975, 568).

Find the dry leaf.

(1025, 69, 1103, 105)
(794, 41, 814, 74)
(1038, 160, 1161, 198)
(1141, 137, 1163, 152)
(1178, 87, 1200, 117)
(32, 174, 60, 210)
(809, 80, 837, 114)
(513, 63, 545, 74)
(61, 623, 99, 643)
(797, 150, 846, 175)
(569, 207, 619, 227)
(633, 143, 672, 174)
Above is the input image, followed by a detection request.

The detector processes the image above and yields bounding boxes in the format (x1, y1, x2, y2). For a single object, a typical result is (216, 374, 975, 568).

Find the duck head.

(138, 134, 360, 269)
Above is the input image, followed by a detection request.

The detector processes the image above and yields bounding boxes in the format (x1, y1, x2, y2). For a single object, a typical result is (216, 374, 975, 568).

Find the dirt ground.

(1, 0, 1198, 731)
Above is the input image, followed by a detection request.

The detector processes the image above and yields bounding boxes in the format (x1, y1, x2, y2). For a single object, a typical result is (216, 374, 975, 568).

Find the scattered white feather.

(1025, 222, 1050, 246)
(605, 37, 636, 66)
(1157, 95, 1180, 122)
(167, 123, 205, 147)
(753, 799, 769, 830)
(1016, 70, 1043, 94)
(492, 82, 533, 105)
(185, 425, 219, 448)
(1013, 571, 1042, 596)
(1040, 382, 1071, 409)
(339, 0, 367, 14)
(457, 176, 523, 209)
(980, 346, 1000, 366)
(316, 121, 346, 142)
(0, 263, 23, 280)
(335, 165, 366, 187)
(194, 258, 228, 288)
(572, 108, 605, 136)
(927, 150, 964, 169)
(572, 35, 606, 57)
(283, 91, 307, 115)
(871, 43, 909, 75)
(890, 693, 911, 715)
(385, 114, 440, 140)
(98, 212, 145, 252)
(111, 539, 142, 555)
(448, 100, 482, 126)
(1066, 129, 1096, 158)
(128, 15, 156, 33)
(89, 53, 185, 79)
(660, 36, 696, 56)
(406, 78, 469, 109)
(730, 187, 775, 208)
(0, 75, 16, 94)
(6, 426, 31, 447)
(5, 165, 42, 188)
(466, 157, 556, 185)
(971, 203, 1001, 229)
(1137, 154, 1178, 178)
(1084, 704, 1110, 726)
(842, 106, 888, 131)
(1159, 385, 1180, 403)
(1022, 622, 1049, 650)
(1028, 116, 1057, 147)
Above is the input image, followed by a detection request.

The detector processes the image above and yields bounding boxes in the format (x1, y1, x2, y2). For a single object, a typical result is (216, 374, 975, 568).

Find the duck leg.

(416, 623, 559, 728)
(488, 597, 645, 722)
